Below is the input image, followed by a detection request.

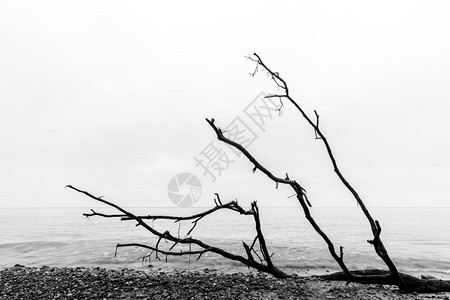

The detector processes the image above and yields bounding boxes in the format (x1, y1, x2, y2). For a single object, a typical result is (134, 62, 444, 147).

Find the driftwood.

(67, 186, 288, 279)
(68, 54, 450, 293)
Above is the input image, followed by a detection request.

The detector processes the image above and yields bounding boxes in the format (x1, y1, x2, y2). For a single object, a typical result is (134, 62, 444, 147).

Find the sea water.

(0, 206, 449, 279)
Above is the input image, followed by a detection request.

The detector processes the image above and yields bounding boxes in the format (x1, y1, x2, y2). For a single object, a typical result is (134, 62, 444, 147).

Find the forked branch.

(67, 185, 288, 278)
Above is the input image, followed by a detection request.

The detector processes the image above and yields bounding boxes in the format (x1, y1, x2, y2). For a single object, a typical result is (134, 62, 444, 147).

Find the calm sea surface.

(0, 207, 449, 279)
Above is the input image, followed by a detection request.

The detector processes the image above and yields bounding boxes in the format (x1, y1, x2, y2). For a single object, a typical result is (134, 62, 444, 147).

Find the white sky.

(1, 1, 449, 208)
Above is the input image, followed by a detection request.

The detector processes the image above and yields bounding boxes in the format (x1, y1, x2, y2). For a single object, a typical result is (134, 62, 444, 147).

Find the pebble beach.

(1, 265, 450, 300)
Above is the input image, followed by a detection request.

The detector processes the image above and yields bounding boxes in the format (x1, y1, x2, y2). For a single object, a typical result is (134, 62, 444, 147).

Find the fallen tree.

(68, 54, 450, 293)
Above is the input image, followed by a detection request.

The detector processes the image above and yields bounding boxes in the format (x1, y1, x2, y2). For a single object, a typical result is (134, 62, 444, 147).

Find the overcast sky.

(1, 1, 449, 208)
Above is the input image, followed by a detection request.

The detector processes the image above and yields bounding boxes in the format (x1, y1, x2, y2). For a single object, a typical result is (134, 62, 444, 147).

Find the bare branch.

(121, 199, 253, 221)
(214, 193, 223, 205)
(206, 118, 293, 186)
(242, 242, 255, 262)
(69, 185, 289, 279)
(83, 209, 126, 218)
(117, 243, 209, 257)
(251, 201, 274, 268)
(314, 110, 321, 140)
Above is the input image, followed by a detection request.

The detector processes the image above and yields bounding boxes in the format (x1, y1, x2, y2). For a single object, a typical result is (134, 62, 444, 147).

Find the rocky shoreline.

(1, 265, 449, 300)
